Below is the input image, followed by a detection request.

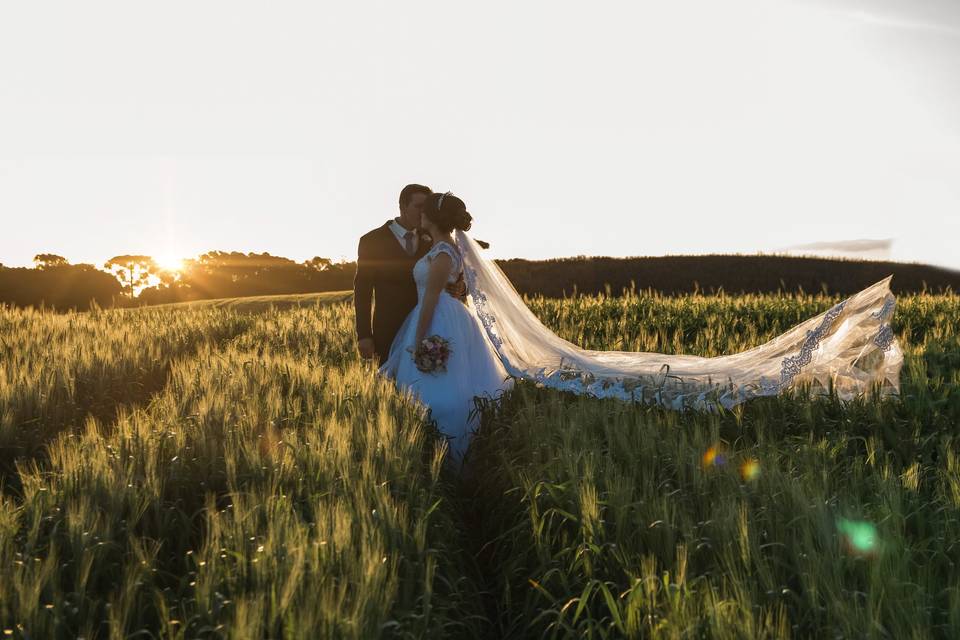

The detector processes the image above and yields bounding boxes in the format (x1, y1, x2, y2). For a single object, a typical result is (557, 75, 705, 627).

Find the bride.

(380, 191, 903, 463)
(379, 192, 513, 462)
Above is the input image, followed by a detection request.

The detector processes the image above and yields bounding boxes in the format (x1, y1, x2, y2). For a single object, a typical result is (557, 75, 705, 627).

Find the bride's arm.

(414, 253, 454, 347)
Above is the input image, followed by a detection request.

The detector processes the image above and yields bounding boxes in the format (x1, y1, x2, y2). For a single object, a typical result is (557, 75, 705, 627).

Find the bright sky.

(1, 0, 958, 270)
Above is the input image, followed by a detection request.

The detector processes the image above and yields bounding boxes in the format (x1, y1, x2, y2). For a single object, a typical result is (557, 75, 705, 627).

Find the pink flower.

(412, 335, 453, 374)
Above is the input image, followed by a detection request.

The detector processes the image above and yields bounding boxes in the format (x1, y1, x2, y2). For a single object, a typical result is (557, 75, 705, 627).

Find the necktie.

(404, 230, 415, 256)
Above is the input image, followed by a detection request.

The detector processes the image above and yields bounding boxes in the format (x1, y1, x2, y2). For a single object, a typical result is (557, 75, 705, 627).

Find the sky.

(1, 0, 958, 271)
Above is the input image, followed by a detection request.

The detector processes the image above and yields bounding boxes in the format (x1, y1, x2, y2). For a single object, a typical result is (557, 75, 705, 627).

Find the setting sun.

(155, 254, 185, 273)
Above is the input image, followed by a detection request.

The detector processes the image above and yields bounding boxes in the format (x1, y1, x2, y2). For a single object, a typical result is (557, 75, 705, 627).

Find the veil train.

(455, 230, 902, 411)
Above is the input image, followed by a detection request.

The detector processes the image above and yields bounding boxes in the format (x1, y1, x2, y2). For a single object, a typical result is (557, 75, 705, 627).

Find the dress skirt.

(379, 293, 514, 462)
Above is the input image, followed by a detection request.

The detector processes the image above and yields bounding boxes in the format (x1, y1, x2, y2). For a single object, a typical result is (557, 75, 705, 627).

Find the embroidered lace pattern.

(871, 294, 896, 353)
(424, 241, 462, 272)
(765, 300, 847, 393)
(871, 297, 895, 320)
(874, 324, 895, 352)
(464, 263, 505, 350)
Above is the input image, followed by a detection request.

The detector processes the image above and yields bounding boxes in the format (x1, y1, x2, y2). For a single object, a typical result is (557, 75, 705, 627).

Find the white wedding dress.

(382, 231, 903, 460)
(379, 241, 514, 462)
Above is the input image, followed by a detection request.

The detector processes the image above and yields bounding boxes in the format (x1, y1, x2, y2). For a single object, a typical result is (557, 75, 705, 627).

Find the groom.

(354, 184, 467, 364)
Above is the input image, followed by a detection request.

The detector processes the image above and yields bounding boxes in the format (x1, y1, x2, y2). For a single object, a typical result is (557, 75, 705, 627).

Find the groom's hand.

(445, 275, 468, 304)
(358, 337, 376, 360)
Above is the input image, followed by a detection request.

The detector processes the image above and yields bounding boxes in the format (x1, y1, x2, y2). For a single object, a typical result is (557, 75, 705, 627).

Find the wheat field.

(0, 290, 958, 639)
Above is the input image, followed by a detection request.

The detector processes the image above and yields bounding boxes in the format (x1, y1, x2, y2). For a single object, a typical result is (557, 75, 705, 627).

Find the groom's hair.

(399, 184, 432, 208)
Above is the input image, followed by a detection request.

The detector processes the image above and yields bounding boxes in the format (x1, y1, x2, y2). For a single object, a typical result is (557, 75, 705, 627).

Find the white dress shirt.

(389, 218, 419, 254)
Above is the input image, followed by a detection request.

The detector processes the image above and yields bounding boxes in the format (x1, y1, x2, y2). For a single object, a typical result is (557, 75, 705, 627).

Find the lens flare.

(702, 445, 727, 468)
(837, 518, 879, 557)
(739, 458, 761, 481)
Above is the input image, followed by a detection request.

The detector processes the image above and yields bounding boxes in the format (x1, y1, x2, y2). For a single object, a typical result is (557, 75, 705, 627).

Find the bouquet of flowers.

(411, 335, 453, 374)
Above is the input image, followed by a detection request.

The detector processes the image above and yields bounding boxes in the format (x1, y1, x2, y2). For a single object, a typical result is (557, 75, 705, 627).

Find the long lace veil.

(455, 230, 903, 410)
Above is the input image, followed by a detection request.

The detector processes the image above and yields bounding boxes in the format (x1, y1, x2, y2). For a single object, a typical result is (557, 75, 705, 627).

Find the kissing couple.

(354, 184, 511, 464)
(355, 184, 903, 468)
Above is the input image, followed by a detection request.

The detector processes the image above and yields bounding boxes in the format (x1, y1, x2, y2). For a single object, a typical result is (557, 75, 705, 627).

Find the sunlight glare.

(156, 254, 185, 273)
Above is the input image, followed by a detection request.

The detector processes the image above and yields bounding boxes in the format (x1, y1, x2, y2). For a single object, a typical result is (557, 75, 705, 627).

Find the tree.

(0, 263, 122, 311)
(33, 254, 69, 269)
(155, 267, 181, 288)
(104, 255, 157, 299)
(305, 256, 332, 271)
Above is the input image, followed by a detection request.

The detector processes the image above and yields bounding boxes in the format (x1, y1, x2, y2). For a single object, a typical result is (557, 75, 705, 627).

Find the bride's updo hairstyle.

(423, 191, 472, 233)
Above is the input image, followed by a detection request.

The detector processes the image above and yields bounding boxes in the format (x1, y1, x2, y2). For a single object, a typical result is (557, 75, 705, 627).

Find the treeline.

(137, 251, 355, 306)
(1, 252, 957, 312)
(497, 254, 960, 297)
(0, 252, 354, 312)
(0, 263, 124, 311)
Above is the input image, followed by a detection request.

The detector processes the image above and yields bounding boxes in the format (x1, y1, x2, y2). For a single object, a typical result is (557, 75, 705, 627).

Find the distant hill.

(496, 254, 959, 297)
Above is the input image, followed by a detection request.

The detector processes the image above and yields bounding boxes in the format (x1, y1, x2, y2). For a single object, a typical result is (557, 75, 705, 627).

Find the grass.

(0, 288, 957, 638)
(145, 291, 353, 313)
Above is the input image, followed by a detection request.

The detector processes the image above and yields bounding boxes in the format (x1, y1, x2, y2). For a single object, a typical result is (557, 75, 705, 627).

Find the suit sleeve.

(354, 235, 375, 340)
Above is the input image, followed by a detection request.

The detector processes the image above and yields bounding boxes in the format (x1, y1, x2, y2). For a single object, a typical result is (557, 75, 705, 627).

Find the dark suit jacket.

(354, 221, 432, 363)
